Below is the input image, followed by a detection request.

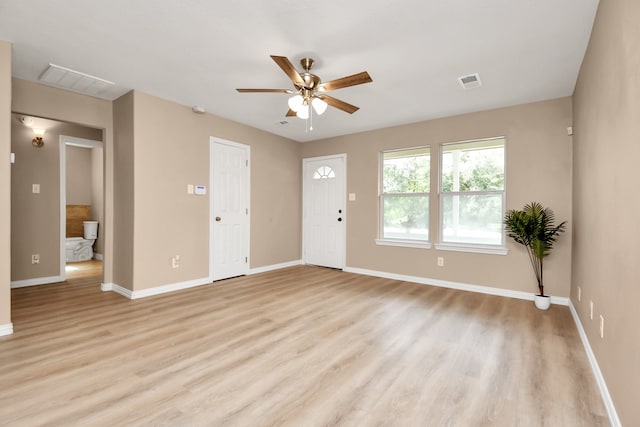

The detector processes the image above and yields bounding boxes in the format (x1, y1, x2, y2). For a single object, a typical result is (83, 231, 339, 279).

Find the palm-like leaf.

(504, 202, 566, 296)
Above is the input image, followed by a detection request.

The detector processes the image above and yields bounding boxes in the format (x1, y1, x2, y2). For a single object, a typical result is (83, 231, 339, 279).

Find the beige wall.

(11, 78, 114, 285)
(112, 92, 135, 290)
(128, 91, 301, 290)
(10, 81, 300, 293)
(0, 42, 11, 326)
(572, 0, 640, 424)
(301, 98, 573, 297)
(66, 145, 92, 205)
(10, 114, 101, 281)
(91, 146, 104, 255)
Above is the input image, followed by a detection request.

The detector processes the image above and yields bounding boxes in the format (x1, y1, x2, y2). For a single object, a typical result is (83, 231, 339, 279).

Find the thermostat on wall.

(194, 185, 207, 195)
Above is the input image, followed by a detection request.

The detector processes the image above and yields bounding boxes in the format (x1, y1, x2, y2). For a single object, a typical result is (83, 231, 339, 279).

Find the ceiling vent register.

(39, 63, 116, 99)
(458, 73, 482, 90)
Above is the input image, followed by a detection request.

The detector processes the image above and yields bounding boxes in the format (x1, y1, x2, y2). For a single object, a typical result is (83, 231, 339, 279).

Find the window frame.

(377, 146, 431, 249)
(435, 137, 508, 255)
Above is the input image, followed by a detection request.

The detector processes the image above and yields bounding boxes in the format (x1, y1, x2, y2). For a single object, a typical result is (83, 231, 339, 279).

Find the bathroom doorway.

(60, 135, 104, 281)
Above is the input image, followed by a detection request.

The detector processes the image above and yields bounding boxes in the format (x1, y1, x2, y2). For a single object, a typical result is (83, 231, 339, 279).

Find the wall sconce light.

(32, 128, 45, 147)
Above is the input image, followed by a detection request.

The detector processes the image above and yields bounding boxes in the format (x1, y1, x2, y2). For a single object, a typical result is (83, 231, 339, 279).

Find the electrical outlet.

(577, 286, 581, 302)
(31, 254, 40, 264)
(599, 315, 604, 338)
(172, 255, 180, 269)
(589, 301, 594, 320)
(437, 257, 444, 267)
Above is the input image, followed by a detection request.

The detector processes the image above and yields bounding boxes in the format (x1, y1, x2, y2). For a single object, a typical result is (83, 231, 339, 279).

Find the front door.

(303, 154, 346, 269)
(210, 138, 250, 281)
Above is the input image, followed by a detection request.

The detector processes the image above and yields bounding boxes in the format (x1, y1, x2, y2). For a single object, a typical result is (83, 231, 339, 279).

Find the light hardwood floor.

(64, 259, 103, 280)
(1, 266, 608, 426)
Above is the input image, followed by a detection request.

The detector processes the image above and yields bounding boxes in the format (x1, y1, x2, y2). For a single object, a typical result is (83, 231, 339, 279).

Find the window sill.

(376, 239, 432, 249)
(435, 243, 508, 255)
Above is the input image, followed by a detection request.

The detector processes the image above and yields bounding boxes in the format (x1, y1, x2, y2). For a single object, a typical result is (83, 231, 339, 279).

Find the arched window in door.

(313, 165, 336, 180)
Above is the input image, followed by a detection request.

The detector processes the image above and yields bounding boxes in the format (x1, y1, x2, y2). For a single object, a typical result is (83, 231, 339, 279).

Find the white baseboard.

(112, 283, 133, 299)
(102, 278, 212, 300)
(0, 323, 14, 337)
(343, 266, 569, 306)
(100, 262, 569, 306)
(102, 260, 305, 300)
(248, 259, 303, 275)
(101, 282, 133, 298)
(131, 277, 211, 299)
(93, 253, 103, 260)
(569, 301, 621, 427)
(11, 275, 65, 289)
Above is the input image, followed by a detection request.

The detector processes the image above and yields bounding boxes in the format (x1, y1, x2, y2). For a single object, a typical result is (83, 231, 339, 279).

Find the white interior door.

(303, 154, 346, 269)
(210, 138, 250, 281)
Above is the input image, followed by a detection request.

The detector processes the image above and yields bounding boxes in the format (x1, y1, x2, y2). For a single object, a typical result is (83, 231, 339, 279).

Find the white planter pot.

(534, 294, 551, 310)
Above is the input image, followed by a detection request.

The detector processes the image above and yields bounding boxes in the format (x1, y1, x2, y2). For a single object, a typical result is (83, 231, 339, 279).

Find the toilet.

(66, 221, 98, 262)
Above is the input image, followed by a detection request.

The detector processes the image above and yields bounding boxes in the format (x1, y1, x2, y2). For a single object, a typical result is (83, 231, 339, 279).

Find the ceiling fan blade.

(318, 95, 360, 114)
(318, 71, 372, 92)
(236, 88, 291, 93)
(286, 109, 297, 117)
(271, 55, 305, 87)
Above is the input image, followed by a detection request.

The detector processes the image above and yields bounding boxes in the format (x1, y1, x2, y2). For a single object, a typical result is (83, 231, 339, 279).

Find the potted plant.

(503, 202, 566, 310)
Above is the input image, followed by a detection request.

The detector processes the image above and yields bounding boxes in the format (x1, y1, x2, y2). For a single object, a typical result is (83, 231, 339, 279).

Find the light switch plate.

(349, 193, 356, 201)
(32, 184, 40, 194)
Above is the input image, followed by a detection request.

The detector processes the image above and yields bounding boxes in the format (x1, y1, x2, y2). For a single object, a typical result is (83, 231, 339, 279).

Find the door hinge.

(246, 208, 248, 215)
(245, 257, 248, 263)
(246, 159, 249, 167)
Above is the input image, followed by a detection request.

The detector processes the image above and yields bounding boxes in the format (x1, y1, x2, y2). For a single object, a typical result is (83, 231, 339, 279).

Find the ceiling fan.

(236, 55, 373, 121)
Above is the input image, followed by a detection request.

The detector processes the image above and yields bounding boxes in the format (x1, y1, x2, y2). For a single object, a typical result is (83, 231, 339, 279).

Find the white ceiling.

(0, 0, 599, 142)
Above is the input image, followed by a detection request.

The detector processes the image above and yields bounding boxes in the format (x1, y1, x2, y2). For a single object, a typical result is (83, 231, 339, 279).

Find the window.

(313, 166, 335, 179)
(439, 137, 505, 251)
(379, 147, 430, 245)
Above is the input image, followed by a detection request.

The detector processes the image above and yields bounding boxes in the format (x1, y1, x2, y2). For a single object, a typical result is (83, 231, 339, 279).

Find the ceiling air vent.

(38, 63, 116, 98)
(458, 73, 482, 90)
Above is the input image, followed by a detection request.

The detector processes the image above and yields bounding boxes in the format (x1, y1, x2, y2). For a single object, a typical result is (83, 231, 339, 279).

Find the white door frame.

(302, 153, 347, 269)
(209, 136, 251, 281)
(59, 135, 104, 281)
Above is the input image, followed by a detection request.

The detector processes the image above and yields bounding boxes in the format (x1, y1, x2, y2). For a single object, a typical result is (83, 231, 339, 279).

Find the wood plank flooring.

(1, 266, 608, 426)
(64, 259, 102, 280)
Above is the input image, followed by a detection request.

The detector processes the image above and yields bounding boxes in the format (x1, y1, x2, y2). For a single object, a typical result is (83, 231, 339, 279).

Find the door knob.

(215, 216, 221, 222)
(338, 217, 342, 222)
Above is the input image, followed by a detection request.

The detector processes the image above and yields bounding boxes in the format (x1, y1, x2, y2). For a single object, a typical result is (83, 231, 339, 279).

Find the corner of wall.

(0, 40, 13, 327)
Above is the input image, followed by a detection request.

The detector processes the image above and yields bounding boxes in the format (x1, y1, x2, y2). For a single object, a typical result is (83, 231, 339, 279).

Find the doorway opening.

(9, 114, 105, 288)
(60, 136, 104, 282)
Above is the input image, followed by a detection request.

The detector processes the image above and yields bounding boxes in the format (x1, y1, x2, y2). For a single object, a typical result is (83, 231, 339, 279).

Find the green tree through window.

(381, 147, 430, 241)
(440, 138, 505, 246)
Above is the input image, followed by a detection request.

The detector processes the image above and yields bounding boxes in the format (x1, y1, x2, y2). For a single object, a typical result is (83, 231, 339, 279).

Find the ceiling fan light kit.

(288, 95, 327, 118)
(312, 97, 328, 115)
(297, 105, 309, 120)
(237, 55, 372, 131)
